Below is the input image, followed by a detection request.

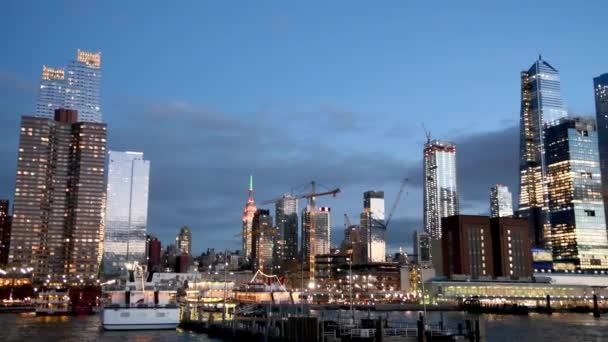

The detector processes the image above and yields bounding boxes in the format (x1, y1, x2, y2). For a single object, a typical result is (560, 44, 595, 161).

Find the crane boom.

(384, 178, 408, 229)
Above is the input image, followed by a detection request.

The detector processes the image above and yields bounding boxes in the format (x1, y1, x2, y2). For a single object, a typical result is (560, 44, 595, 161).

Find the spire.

(538, 53, 542, 61)
(247, 175, 254, 204)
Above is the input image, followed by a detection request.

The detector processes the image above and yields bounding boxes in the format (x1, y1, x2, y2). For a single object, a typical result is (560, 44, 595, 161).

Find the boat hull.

(102, 307, 179, 331)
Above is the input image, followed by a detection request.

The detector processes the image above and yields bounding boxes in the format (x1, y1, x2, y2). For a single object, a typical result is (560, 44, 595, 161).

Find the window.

(581, 172, 593, 179)
(585, 210, 596, 217)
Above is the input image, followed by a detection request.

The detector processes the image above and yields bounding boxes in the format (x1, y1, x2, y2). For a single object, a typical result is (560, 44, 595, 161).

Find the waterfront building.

(103, 151, 150, 276)
(594, 73, 608, 218)
(251, 209, 274, 271)
(35, 66, 65, 118)
(442, 215, 494, 278)
(490, 217, 533, 277)
(146, 235, 162, 272)
(9, 110, 106, 284)
(64, 50, 102, 123)
(242, 175, 257, 260)
(413, 231, 431, 266)
(544, 117, 608, 269)
(275, 194, 298, 261)
(177, 226, 192, 256)
(0, 200, 10, 266)
(490, 184, 514, 218)
(423, 140, 459, 239)
(517, 56, 567, 247)
(359, 191, 386, 263)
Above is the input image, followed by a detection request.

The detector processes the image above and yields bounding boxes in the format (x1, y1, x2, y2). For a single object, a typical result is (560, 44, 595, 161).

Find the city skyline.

(1, 2, 608, 254)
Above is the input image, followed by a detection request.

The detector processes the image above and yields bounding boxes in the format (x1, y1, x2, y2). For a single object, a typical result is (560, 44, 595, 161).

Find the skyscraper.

(517, 56, 567, 247)
(64, 50, 102, 122)
(423, 140, 459, 239)
(103, 151, 150, 275)
(490, 184, 514, 218)
(177, 226, 192, 256)
(0, 199, 11, 266)
(360, 191, 386, 263)
(35, 66, 65, 118)
(594, 73, 608, 218)
(251, 209, 274, 271)
(275, 194, 298, 261)
(315, 207, 331, 256)
(9, 109, 106, 283)
(544, 117, 608, 269)
(242, 175, 257, 260)
(34, 50, 102, 123)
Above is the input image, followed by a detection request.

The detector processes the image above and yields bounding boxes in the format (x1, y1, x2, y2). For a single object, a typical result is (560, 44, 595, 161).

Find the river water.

(0, 311, 607, 341)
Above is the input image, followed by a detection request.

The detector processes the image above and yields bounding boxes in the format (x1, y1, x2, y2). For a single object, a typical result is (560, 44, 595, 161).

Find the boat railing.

(104, 303, 179, 309)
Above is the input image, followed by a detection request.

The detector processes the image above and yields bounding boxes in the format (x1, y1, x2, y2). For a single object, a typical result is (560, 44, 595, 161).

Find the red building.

(146, 235, 162, 272)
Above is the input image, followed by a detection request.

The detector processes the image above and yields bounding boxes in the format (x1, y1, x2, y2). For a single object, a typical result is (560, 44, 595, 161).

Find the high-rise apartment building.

(275, 194, 298, 261)
(413, 231, 431, 266)
(490, 184, 514, 218)
(176, 226, 192, 256)
(251, 209, 274, 271)
(103, 151, 150, 275)
(35, 50, 102, 123)
(242, 175, 257, 259)
(0, 200, 11, 266)
(35, 66, 66, 118)
(9, 110, 106, 283)
(594, 73, 608, 218)
(315, 207, 331, 256)
(360, 191, 386, 262)
(544, 117, 608, 269)
(517, 56, 567, 247)
(423, 140, 459, 239)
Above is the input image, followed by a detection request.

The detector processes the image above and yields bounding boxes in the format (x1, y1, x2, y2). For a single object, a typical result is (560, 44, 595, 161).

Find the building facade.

(490, 217, 533, 277)
(103, 151, 150, 275)
(517, 56, 568, 247)
(251, 209, 274, 271)
(146, 235, 162, 272)
(0, 200, 10, 266)
(360, 191, 386, 263)
(275, 194, 298, 261)
(545, 117, 608, 269)
(9, 110, 106, 284)
(302, 206, 332, 266)
(594, 73, 608, 219)
(35, 66, 65, 118)
(490, 184, 514, 218)
(413, 231, 431, 267)
(442, 215, 494, 278)
(242, 175, 256, 260)
(177, 226, 192, 256)
(423, 140, 459, 239)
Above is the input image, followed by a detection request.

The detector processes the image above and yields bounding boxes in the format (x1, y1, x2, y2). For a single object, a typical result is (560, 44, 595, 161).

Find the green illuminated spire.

(249, 174, 253, 191)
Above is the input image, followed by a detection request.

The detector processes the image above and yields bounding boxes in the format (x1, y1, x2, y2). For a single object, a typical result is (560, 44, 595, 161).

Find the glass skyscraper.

(360, 191, 386, 262)
(35, 50, 102, 123)
(545, 117, 608, 270)
(103, 151, 150, 275)
(594, 73, 608, 218)
(302, 205, 332, 265)
(275, 194, 298, 261)
(517, 56, 567, 247)
(423, 140, 459, 239)
(490, 184, 514, 218)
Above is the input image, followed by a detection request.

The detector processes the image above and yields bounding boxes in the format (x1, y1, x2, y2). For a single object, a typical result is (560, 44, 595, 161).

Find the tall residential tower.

(103, 151, 150, 275)
(423, 140, 459, 239)
(360, 191, 386, 262)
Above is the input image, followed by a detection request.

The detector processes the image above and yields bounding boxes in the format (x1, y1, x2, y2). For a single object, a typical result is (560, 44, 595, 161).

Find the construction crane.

(262, 181, 340, 280)
(370, 177, 408, 230)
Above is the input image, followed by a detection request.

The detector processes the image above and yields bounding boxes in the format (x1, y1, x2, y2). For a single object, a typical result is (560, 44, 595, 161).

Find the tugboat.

(101, 262, 179, 330)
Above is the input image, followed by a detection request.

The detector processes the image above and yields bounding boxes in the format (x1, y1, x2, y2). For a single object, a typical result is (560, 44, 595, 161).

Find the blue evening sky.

(0, 1, 607, 253)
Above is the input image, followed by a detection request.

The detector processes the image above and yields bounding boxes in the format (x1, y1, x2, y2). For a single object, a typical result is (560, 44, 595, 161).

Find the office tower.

(0, 200, 11, 266)
(146, 235, 162, 272)
(360, 191, 386, 262)
(251, 209, 274, 271)
(442, 215, 493, 278)
(35, 66, 65, 118)
(413, 231, 431, 266)
(490, 184, 514, 218)
(423, 140, 459, 239)
(490, 217, 533, 277)
(275, 194, 298, 261)
(242, 175, 257, 259)
(302, 205, 332, 264)
(517, 56, 568, 247)
(176, 226, 192, 256)
(64, 50, 102, 122)
(594, 73, 608, 218)
(103, 151, 150, 275)
(544, 117, 608, 269)
(9, 109, 106, 283)
(163, 243, 177, 271)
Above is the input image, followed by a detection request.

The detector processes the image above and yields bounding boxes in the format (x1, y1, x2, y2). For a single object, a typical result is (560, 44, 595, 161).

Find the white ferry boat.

(101, 263, 180, 330)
